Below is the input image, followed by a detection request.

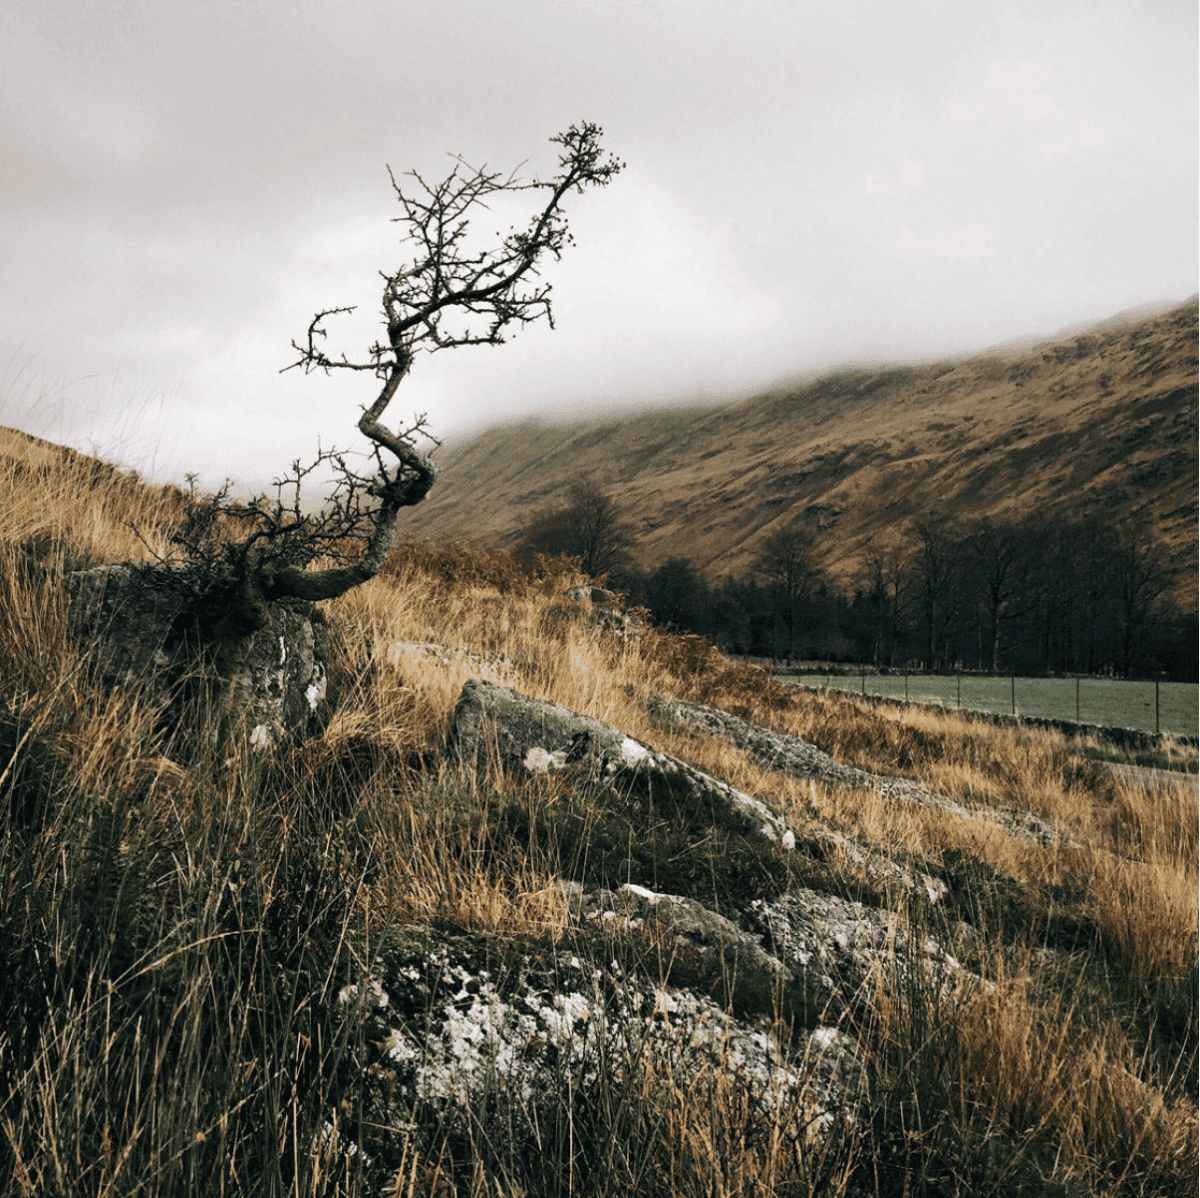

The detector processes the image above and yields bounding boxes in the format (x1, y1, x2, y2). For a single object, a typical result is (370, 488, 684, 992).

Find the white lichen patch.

(619, 737, 651, 765)
(652, 988, 679, 1018)
(524, 746, 568, 774)
(542, 991, 593, 1038)
(338, 979, 390, 1009)
(619, 882, 660, 903)
(808, 1026, 844, 1050)
(379, 965, 600, 1110)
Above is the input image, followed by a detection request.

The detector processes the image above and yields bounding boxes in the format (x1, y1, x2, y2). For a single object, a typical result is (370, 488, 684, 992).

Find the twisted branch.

(257, 123, 621, 604)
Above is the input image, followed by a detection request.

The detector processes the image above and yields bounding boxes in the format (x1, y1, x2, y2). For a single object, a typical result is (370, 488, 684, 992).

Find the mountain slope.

(399, 299, 1198, 601)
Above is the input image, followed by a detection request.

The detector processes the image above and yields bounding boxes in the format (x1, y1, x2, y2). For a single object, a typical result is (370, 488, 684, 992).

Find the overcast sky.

(1, 0, 1195, 490)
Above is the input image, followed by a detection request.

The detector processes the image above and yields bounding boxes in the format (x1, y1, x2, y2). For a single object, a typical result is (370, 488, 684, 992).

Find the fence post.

(905, 671, 909, 702)
(1076, 676, 1080, 723)
(861, 668, 866, 695)
(956, 671, 961, 708)
(1011, 674, 1015, 715)
(1156, 676, 1160, 735)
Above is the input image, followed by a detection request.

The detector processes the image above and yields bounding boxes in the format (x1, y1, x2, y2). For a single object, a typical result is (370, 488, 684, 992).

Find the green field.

(779, 672, 1199, 738)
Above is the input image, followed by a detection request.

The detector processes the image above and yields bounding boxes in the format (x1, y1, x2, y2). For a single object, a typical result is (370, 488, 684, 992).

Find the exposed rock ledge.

(657, 697, 1068, 847)
(448, 677, 797, 849)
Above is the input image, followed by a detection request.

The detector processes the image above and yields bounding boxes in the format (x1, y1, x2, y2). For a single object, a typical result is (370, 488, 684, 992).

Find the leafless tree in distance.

(519, 480, 633, 579)
(754, 527, 818, 661)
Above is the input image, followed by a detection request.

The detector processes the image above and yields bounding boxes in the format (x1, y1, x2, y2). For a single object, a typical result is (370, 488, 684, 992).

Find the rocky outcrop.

(659, 697, 1068, 847)
(746, 889, 968, 1018)
(335, 877, 975, 1187)
(448, 677, 796, 849)
(64, 562, 331, 747)
(322, 677, 995, 1188)
(339, 908, 877, 1184)
(802, 827, 949, 903)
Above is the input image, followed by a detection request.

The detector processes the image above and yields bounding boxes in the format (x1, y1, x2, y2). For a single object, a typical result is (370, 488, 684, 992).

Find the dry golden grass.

(867, 943, 1200, 1196)
(0, 432, 1195, 1196)
(0, 426, 186, 564)
(359, 775, 574, 938)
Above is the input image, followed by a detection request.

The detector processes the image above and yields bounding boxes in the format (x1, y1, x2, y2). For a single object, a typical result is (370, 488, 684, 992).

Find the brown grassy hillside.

(0, 416, 1195, 1195)
(398, 299, 1198, 603)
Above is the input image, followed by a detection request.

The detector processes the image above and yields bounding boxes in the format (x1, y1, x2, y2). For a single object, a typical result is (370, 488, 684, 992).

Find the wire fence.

(776, 671, 1198, 738)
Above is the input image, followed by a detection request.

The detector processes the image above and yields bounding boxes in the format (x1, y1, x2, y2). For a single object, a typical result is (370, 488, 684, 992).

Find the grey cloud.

(0, 0, 1194, 489)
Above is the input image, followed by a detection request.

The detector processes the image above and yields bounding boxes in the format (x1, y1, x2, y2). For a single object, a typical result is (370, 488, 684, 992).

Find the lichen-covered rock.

(808, 827, 949, 904)
(578, 881, 793, 985)
(746, 889, 969, 1017)
(64, 563, 193, 688)
(230, 597, 329, 749)
(64, 562, 331, 747)
(331, 681, 990, 1186)
(449, 678, 797, 849)
(340, 923, 872, 1180)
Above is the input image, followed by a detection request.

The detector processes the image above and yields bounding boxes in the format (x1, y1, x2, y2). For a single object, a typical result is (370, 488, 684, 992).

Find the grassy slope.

(0, 428, 1196, 1196)
(399, 299, 1199, 603)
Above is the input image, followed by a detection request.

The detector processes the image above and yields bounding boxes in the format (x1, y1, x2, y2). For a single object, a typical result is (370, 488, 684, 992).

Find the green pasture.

(779, 672, 1199, 738)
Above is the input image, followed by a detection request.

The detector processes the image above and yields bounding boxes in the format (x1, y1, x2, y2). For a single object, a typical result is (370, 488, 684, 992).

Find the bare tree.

(859, 545, 906, 667)
(753, 527, 817, 662)
(165, 125, 622, 671)
(518, 480, 632, 578)
(961, 520, 1031, 672)
(914, 518, 962, 670)
(1111, 521, 1174, 676)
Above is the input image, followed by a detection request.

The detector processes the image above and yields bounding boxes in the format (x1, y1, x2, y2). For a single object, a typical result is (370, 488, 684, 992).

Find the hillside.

(398, 298, 1198, 601)
(0, 417, 1196, 1195)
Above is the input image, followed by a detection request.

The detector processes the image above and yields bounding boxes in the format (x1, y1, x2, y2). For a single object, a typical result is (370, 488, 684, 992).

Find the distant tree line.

(520, 488, 1197, 681)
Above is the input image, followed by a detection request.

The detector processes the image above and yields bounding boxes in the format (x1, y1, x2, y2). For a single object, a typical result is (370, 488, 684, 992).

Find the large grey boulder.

(64, 562, 331, 748)
(448, 677, 796, 849)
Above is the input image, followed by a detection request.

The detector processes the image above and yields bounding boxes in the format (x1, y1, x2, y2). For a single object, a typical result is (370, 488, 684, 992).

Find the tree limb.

(246, 123, 621, 607)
